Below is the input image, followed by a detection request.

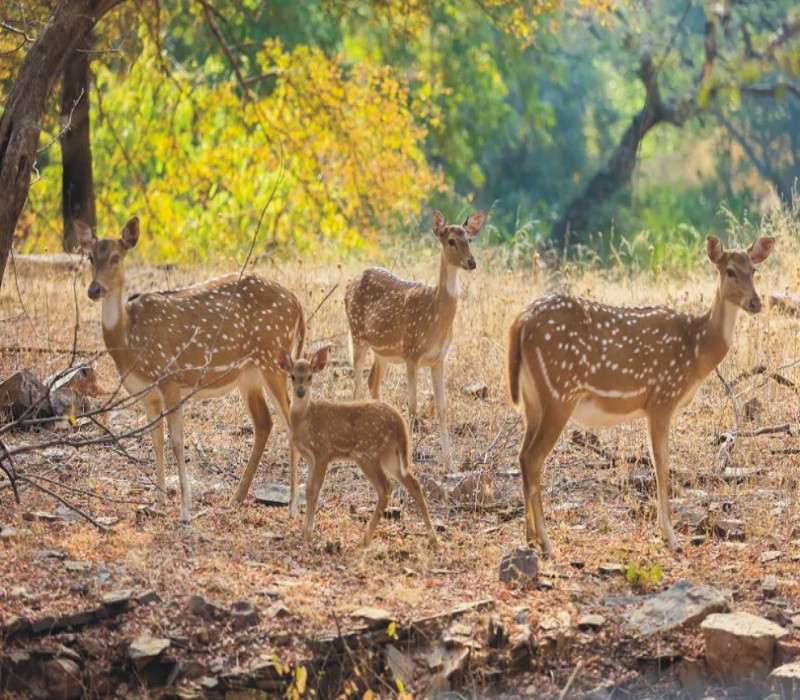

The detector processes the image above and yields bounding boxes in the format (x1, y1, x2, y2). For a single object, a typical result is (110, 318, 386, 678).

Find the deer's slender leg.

(363, 466, 391, 546)
(368, 357, 387, 400)
(162, 384, 191, 524)
(430, 362, 453, 471)
(265, 371, 300, 517)
(143, 394, 167, 507)
(303, 455, 328, 542)
(405, 360, 418, 426)
(352, 339, 368, 400)
(231, 388, 273, 505)
(398, 470, 438, 547)
(518, 407, 570, 556)
(647, 412, 679, 551)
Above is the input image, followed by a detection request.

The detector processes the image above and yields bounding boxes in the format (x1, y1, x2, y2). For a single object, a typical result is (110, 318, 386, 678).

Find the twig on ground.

(16, 475, 108, 531)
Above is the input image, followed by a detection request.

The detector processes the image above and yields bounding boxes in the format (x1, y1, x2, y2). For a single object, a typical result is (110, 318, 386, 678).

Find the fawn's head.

(432, 210, 486, 271)
(707, 235, 775, 314)
(76, 217, 140, 300)
(278, 347, 328, 403)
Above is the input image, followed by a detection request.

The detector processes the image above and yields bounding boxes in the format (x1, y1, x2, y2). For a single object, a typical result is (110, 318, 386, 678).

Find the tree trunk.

(60, 33, 96, 253)
(550, 57, 691, 251)
(0, 0, 120, 289)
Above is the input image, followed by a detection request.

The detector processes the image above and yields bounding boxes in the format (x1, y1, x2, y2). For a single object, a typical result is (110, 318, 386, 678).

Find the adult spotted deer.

(76, 217, 305, 523)
(345, 210, 486, 470)
(508, 235, 774, 554)
(277, 347, 438, 548)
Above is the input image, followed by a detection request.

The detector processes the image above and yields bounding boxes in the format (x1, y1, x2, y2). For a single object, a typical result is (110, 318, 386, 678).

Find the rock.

(778, 639, 800, 664)
(625, 580, 729, 637)
(598, 562, 625, 576)
(129, 634, 171, 669)
(230, 601, 259, 630)
(427, 643, 470, 691)
(677, 657, 709, 699)
(577, 614, 605, 630)
(186, 594, 226, 620)
(691, 535, 706, 546)
(701, 612, 788, 680)
(762, 575, 779, 599)
(461, 383, 489, 400)
(487, 617, 508, 648)
(33, 548, 66, 560)
(714, 518, 746, 541)
(761, 550, 783, 564)
(0, 370, 47, 421)
(102, 589, 134, 608)
(23, 510, 60, 522)
(673, 501, 709, 533)
(351, 606, 392, 626)
(200, 676, 219, 689)
(499, 547, 538, 583)
(770, 661, 800, 696)
(721, 466, 762, 482)
(42, 657, 83, 700)
(385, 644, 414, 687)
(0, 524, 19, 539)
(137, 590, 160, 606)
(64, 560, 92, 573)
(253, 483, 306, 508)
(450, 471, 495, 509)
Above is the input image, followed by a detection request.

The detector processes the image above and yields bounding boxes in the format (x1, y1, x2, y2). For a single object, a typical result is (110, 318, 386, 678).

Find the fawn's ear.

(74, 220, 96, 253)
(276, 350, 293, 372)
(747, 236, 775, 265)
(310, 347, 328, 373)
(432, 210, 446, 238)
(463, 210, 486, 239)
(707, 235, 725, 264)
(120, 217, 140, 250)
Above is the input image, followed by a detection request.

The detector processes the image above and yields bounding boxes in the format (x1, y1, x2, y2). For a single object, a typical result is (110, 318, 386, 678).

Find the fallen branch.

(16, 475, 109, 531)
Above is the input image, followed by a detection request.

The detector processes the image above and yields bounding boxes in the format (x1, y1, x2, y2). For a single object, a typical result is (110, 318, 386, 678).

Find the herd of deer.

(74, 213, 775, 555)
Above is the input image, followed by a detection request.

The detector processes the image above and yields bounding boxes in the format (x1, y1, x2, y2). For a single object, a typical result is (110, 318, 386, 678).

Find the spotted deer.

(277, 347, 439, 548)
(345, 210, 486, 471)
(508, 235, 775, 554)
(76, 217, 305, 523)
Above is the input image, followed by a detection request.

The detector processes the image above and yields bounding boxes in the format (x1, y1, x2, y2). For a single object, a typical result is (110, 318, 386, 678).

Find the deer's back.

(345, 267, 434, 356)
(296, 399, 406, 463)
(126, 274, 303, 382)
(517, 293, 699, 406)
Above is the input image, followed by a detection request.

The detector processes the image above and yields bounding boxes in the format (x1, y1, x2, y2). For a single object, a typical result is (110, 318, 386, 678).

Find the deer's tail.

(508, 315, 524, 406)
(396, 416, 412, 478)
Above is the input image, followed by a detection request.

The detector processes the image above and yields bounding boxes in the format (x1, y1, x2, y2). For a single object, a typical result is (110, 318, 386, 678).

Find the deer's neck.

(696, 288, 739, 375)
(289, 399, 311, 430)
(434, 255, 459, 318)
(101, 288, 134, 373)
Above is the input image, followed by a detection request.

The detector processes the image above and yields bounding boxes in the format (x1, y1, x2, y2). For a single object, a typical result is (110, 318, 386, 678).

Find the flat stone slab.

(624, 579, 729, 637)
(253, 483, 306, 508)
(499, 548, 538, 583)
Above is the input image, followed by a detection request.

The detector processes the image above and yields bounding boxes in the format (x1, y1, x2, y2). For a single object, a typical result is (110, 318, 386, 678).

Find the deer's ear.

(310, 347, 328, 373)
(120, 217, 140, 250)
(432, 210, 446, 238)
(707, 235, 724, 264)
(463, 211, 486, 239)
(747, 236, 775, 265)
(74, 220, 96, 253)
(276, 350, 293, 372)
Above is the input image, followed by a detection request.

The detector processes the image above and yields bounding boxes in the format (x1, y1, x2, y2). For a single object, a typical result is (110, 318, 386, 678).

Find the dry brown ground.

(1, 238, 799, 699)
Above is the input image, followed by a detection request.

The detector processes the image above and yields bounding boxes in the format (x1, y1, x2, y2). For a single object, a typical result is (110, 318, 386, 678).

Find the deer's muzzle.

(87, 281, 104, 300)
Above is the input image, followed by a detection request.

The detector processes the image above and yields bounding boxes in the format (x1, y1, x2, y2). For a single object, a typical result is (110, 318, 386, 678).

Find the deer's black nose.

(748, 296, 762, 314)
(87, 281, 103, 300)
(296, 387, 305, 398)
(466, 258, 476, 270)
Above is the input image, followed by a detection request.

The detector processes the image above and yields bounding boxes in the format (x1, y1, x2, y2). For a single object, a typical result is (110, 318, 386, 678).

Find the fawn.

(277, 347, 439, 548)
(345, 210, 486, 471)
(76, 217, 305, 523)
(507, 235, 775, 554)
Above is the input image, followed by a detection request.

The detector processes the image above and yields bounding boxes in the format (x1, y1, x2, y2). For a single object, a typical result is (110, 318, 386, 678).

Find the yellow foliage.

(24, 32, 442, 263)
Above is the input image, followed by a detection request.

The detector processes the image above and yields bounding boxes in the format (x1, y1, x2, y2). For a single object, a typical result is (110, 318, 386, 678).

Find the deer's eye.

(448, 239, 456, 247)
(726, 268, 736, 278)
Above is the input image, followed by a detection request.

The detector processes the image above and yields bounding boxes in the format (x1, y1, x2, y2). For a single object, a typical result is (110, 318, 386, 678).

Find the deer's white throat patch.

(102, 295, 122, 330)
(444, 265, 460, 297)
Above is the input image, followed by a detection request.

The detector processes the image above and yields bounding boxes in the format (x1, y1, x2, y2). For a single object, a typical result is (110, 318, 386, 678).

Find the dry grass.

(1, 235, 799, 698)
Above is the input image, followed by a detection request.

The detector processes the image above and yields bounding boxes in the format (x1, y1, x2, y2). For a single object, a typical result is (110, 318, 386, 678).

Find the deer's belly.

(572, 399, 646, 428)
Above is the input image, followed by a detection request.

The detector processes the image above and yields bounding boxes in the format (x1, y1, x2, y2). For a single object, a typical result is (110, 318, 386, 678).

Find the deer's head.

(76, 217, 140, 300)
(432, 210, 486, 271)
(278, 347, 328, 404)
(707, 235, 775, 315)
